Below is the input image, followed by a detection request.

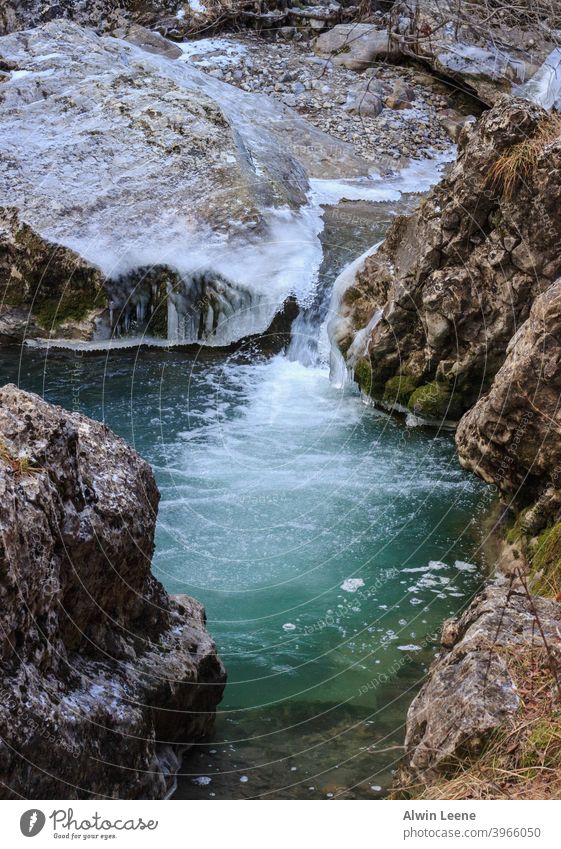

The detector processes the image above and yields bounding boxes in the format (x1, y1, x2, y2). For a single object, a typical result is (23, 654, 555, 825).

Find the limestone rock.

(0, 207, 105, 342)
(0, 0, 186, 36)
(0, 384, 225, 798)
(404, 581, 561, 780)
(0, 21, 372, 346)
(456, 278, 561, 512)
(314, 23, 398, 72)
(333, 99, 561, 421)
(388, 0, 559, 106)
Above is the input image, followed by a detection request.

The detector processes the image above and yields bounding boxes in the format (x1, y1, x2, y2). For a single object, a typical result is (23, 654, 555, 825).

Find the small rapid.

(1, 156, 491, 799)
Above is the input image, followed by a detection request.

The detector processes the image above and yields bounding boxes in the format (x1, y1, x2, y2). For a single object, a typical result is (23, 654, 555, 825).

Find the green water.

(0, 338, 489, 799)
(0, 178, 491, 800)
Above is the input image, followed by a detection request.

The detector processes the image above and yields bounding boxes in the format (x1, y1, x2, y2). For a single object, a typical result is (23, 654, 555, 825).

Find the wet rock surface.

(332, 99, 561, 422)
(0, 384, 225, 799)
(0, 207, 106, 342)
(0, 20, 377, 346)
(0, 17, 465, 346)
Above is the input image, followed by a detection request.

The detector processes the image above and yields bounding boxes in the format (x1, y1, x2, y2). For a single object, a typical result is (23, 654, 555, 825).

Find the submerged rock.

(332, 99, 561, 421)
(0, 384, 225, 798)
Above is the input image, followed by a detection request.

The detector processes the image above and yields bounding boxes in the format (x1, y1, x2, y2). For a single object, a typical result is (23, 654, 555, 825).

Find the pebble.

(181, 32, 456, 167)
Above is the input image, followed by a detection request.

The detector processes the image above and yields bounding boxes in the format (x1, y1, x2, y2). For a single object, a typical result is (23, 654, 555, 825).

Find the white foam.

(340, 578, 365, 593)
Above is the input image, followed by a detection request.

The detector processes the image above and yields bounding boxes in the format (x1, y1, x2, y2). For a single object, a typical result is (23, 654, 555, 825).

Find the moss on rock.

(353, 358, 384, 399)
(383, 374, 418, 407)
(32, 287, 105, 330)
(408, 381, 463, 420)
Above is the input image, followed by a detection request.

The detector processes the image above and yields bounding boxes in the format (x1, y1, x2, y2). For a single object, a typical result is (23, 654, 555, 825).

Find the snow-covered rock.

(0, 21, 372, 346)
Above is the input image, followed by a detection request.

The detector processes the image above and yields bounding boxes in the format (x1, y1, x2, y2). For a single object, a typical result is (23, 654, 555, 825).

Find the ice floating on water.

(340, 578, 365, 593)
(397, 644, 422, 652)
(192, 776, 212, 785)
(282, 623, 297, 632)
(454, 560, 477, 572)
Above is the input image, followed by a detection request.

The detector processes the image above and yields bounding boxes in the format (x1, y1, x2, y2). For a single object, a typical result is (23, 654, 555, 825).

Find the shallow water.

(0, 186, 490, 800)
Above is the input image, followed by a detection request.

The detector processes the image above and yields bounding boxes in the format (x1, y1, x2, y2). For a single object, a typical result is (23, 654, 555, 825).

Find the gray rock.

(388, 0, 559, 106)
(344, 89, 383, 118)
(0, 0, 183, 35)
(314, 23, 398, 72)
(112, 22, 183, 59)
(403, 582, 561, 780)
(282, 93, 297, 107)
(0, 21, 371, 346)
(456, 277, 561, 515)
(0, 384, 226, 799)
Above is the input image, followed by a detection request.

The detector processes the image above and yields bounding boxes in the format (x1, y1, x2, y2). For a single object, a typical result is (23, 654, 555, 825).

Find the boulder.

(314, 23, 398, 72)
(344, 85, 384, 117)
(403, 581, 561, 780)
(112, 22, 184, 58)
(0, 21, 372, 347)
(0, 207, 106, 342)
(0, 384, 225, 798)
(388, 0, 559, 106)
(456, 278, 561, 512)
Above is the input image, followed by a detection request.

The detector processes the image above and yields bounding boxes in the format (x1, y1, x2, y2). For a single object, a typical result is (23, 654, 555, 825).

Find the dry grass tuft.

(0, 439, 44, 479)
(486, 115, 561, 200)
(397, 646, 561, 800)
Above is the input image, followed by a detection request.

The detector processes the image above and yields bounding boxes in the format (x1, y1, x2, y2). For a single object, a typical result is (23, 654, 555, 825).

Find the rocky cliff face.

(0, 1, 182, 36)
(0, 384, 225, 799)
(332, 98, 561, 422)
(456, 279, 561, 519)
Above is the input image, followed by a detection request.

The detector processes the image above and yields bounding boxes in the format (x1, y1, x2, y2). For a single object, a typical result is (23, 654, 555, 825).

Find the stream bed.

(0, 180, 491, 800)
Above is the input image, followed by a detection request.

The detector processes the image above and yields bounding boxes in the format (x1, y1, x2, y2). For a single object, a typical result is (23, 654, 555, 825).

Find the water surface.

(0, 188, 490, 800)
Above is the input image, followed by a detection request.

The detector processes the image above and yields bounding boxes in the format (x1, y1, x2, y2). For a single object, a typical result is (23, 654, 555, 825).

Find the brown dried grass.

(486, 114, 561, 200)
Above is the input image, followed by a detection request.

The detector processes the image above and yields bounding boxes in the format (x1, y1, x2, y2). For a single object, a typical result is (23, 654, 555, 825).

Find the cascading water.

(0, 148, 492, 799)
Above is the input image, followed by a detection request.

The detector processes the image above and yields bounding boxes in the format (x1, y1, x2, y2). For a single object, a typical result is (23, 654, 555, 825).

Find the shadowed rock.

(0, 384, 225, 799)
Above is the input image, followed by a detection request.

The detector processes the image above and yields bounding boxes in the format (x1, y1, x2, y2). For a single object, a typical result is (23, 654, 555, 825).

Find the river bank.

(2, 2, 560, 802)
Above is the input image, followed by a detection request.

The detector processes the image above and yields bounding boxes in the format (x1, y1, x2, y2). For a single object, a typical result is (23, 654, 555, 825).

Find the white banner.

(2, 800, 559, 849)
